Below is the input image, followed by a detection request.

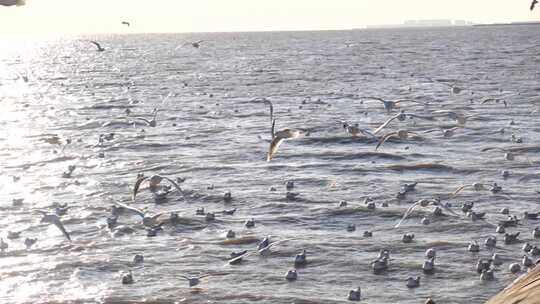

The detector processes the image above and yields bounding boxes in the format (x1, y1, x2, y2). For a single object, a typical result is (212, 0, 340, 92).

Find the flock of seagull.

(1, 6, 540, 303)
(3, 69, 539, 303)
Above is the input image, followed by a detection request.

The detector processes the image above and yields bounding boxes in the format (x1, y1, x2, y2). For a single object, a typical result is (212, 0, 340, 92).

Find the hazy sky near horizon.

(0, 0, 538, 36)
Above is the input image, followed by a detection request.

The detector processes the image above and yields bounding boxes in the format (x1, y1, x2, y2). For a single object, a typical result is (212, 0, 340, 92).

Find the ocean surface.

(0, 26, 540, 304)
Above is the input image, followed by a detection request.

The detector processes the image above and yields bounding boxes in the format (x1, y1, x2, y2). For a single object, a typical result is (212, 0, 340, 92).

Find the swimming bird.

(180, 273, 226, 287)
(114, 202, 183, 227)
(285, 269, 298, 281)
(294, 249, 307, 266)
(122, 271, 134, 284)
(402, 233, 415, 243)
(348, 287, 361, 301)
(531, 0, 538, 11)
(132, 174, 183, 201)
(360, 96, 426, 113)
(480, 269, 495, 281)
(510, 263, 522, 274)
(89, 41, 105, 52)
(406, 276, 420, 288)
(121, 21, 130, 27)
(38, 212, 72, 242)
(375, 130, 420, 150)
(24, 237, 37, 249)
(423, 257, 435, 274)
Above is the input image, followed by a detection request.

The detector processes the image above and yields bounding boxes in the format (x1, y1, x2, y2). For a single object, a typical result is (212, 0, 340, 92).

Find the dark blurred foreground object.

(532, 0, 538, 11)
(485, 263, 540, 304)
(0, 0, 25, 6)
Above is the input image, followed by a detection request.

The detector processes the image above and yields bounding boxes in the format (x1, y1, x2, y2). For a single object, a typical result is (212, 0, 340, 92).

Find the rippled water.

(1, 26, 540, 304)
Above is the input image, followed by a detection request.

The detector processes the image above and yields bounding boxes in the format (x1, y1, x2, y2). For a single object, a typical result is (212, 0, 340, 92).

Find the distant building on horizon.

(364, 19, 474, 29)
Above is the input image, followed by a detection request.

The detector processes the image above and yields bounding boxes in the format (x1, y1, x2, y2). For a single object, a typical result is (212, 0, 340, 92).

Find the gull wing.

(360, 96, 386, 103)
(51, 217, 72, 242)
(394, 99, 423, 105)
(375, 132, 397, 151)
(450, 184, 473, 198)
(481, 147, 507, 153)
(161, 177, 184, 196)
(226, 250, 254, 265)
(373, 113, 400, 134)
(115, 202, 145, 219)
(89, 41, 102, 50)
(267, 137, 284, 161)
(394, 202, 421, 228)
(132, 176, 149, 201)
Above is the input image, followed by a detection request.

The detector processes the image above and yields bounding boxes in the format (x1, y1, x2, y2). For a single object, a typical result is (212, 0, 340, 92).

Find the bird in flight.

(267, 128, 303, 161)
(121, 21, 130, 27)
(114, 202, 183, 227)
(89, 41, 105, 52)
(132, 174, 184, 202)
(38, 212, 72, 242)
(360, 96, 426, 114)
(532, 0, 538, 11)
(186, 40, 204, 48)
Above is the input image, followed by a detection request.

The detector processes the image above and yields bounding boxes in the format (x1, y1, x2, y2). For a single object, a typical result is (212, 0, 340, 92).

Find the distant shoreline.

(473, 21, 540, 27)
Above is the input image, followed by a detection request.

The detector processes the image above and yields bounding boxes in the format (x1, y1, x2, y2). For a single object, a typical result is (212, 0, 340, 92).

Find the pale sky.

(0, 0, 538, 36)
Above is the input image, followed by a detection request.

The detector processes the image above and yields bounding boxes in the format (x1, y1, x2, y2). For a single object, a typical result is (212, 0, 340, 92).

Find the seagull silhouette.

(114, 202, 184, 227)
(375, 130, 420, 150)
(89, 41, 105, 52)
(132, 174, 184, 202)
(267, 128, 304, 161)
(121, 21, 130, 27)
(38, 212, 72, 242)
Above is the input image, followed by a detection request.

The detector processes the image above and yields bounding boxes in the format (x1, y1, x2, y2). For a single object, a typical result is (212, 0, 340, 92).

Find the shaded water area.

(0, 26, 540, 303)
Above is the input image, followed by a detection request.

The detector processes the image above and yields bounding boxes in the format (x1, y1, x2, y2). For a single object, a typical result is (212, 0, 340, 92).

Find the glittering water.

(1, 26, 540, 304)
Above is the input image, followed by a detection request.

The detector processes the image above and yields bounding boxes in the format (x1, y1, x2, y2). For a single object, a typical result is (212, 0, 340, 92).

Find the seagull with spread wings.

(373, 110, 436, 135)
(89, 41, 105, 52)
(132, 174, 184, 202)
(114, 202, 184, 227)
(360, 96, 426, 113)
(375, 130, 420, 151)
(341, 121, 377, 139)
(38, 212, 72, 242)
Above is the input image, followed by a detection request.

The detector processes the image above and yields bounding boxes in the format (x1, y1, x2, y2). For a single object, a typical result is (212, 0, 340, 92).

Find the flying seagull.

(114, 202, 183, 227)
(89, 41, 105, 52)
(0, 0, 25, 6)
(267, 128, 303, 161)
(37, 212, 72, 242)
(121, 21, 130, 27)
(132, 174, 184, 201)
(532, 0, 538, 11)
(186, 40, 204, 48)
(360, 96, 426, 114)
